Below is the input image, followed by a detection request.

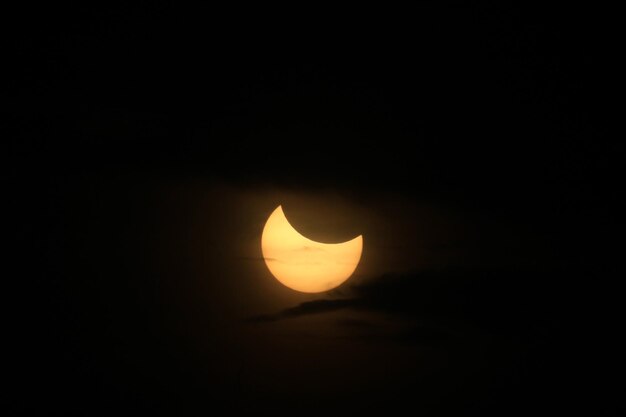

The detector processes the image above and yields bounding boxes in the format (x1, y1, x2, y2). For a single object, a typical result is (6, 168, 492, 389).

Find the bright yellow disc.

(261, 205, 363, 293)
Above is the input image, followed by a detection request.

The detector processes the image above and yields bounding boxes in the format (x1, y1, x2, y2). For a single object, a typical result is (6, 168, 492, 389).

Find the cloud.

(248, 267, 569, 343)
(246, 299, 355, 323)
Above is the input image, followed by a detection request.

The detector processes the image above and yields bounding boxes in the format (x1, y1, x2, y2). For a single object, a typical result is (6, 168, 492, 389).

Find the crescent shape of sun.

(261, 205, 363, 293)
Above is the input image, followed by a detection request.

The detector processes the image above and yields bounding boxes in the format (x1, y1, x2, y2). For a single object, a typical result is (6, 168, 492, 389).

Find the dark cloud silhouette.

(249, 267, 584, 343)
(247, 298, 354, 323)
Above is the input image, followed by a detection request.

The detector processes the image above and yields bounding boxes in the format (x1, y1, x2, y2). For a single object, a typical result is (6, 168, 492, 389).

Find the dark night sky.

(9, 4, 623, 416)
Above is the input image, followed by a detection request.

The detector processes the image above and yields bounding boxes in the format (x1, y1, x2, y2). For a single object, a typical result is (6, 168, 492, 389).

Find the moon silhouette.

(261, 205, 363, 293)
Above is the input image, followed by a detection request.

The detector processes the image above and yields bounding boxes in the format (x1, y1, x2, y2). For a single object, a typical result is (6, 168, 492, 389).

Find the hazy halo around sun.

(261, 205, 363, 293)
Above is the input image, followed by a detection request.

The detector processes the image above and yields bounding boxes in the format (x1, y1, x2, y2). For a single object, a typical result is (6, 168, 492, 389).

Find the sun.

(261, 205, 363, 293)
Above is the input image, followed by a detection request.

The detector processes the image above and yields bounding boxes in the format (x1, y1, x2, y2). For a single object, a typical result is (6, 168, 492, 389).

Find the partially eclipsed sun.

(261, 205, 363, 293)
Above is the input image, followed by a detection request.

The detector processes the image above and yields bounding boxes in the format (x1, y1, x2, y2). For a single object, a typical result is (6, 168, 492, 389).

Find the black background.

(9, 3, 622, 416)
